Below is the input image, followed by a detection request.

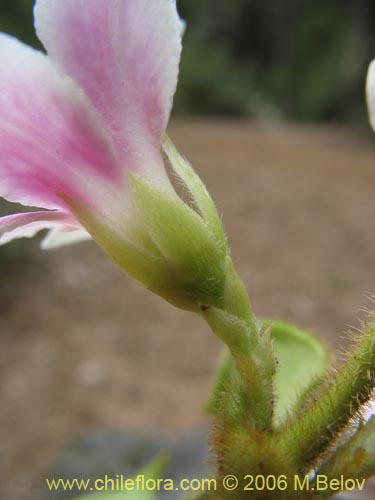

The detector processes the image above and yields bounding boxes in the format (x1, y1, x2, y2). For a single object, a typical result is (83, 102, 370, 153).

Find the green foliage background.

(0, 0, 373, 124)
(175, 0, 373, 124)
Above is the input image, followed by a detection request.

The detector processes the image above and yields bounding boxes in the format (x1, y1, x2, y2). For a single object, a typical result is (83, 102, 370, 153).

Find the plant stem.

(274, 321, 375, 469)
(201, 257, 276, 430)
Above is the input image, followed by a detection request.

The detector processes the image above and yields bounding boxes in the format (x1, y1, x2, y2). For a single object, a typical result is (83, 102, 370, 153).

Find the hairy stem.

(274, 321, 375, 469)
(201, 257, 276, 430)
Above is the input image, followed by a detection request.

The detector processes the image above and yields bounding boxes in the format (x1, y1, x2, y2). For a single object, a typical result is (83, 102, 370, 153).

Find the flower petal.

(0, 33, 121, 213)
(34, 0, 182, 187)
(0, 210, 77, 246)
(366, 60, 375, 132)
(41, 227, 91, 250)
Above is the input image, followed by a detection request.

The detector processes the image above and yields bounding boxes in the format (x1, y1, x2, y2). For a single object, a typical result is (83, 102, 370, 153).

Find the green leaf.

(70, 455, 167, 500)
(206, 320, 331, 424)
(204, 347, 233, 414)
(267, 320, 331, 424)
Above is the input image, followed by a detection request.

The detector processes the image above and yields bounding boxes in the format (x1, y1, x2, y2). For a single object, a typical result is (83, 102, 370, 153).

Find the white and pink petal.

(0, 210, 79, 246)
(0, 33, 122, 215)
(34, 0, 182, 188)
(41, 227, 92, 250)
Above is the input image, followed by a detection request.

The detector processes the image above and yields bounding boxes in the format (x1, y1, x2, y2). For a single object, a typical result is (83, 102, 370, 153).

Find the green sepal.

(60, 195, 172, 292)
(163, 135, 227, 257)
(205, 320, 331, 424)
(128, 172, 226, 310)
(70, 455, 167, 500)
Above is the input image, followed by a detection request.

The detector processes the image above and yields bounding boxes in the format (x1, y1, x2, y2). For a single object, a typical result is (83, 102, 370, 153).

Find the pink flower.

(0, 0, 182, 248)
(0, 1, 227, 306)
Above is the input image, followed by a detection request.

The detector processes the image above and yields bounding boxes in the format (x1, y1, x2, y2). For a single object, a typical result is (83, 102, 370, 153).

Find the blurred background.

(0, 1, 374, 499)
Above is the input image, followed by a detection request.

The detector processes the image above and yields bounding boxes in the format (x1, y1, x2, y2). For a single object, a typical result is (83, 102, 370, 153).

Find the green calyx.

(162, 134, 227, 254)
(68, 138, 230, 314)
(127, 170, 227, 312)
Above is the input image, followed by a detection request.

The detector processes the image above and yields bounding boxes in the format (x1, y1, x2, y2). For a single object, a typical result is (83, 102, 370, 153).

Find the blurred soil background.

(0, 1, 374, 499)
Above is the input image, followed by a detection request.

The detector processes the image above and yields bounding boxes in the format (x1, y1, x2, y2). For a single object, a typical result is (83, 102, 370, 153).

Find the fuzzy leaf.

(268, 320, 331, 424)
